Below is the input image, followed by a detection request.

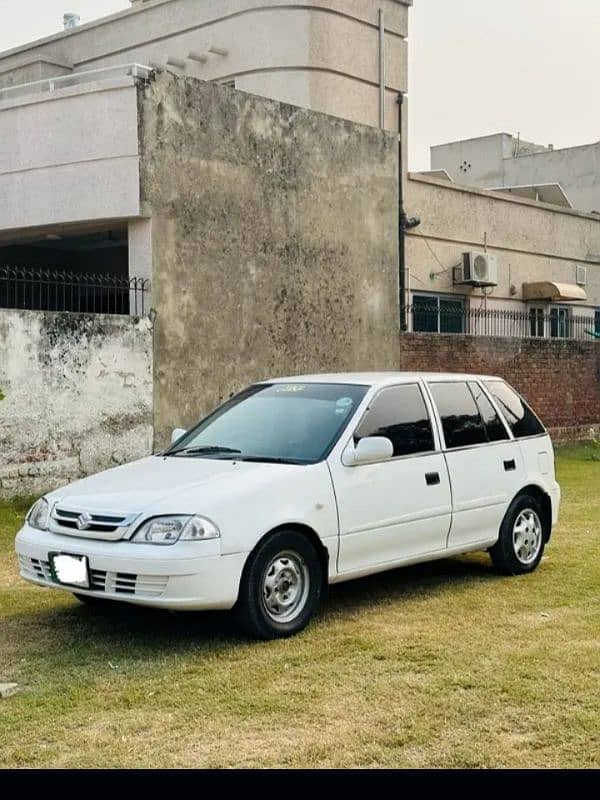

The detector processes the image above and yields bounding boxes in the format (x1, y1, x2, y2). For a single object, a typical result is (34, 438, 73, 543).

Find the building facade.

(0, 0, 409, 131)
(431, 132, 600, 215)
(0, 0, 409, 319)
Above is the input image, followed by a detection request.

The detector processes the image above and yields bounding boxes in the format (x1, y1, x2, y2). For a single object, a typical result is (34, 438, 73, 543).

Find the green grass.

(1, 447, 599, 768)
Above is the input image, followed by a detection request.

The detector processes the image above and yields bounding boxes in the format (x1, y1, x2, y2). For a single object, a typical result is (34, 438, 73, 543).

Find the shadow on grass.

(324, 552, 500, 617)
(5, 554, 502, 662)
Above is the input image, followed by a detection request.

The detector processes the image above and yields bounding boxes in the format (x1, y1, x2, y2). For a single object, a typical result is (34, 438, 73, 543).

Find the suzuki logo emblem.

(76, 512, 93, 531)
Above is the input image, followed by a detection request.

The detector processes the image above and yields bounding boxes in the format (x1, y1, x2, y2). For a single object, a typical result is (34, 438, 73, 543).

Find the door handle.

(425, 472, 441, 486)
(504, 459, 516, 472)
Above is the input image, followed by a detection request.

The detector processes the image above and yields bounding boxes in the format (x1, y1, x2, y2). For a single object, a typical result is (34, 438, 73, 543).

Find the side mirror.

(171, 428, 187, 445)
(342, 436, 394, 466)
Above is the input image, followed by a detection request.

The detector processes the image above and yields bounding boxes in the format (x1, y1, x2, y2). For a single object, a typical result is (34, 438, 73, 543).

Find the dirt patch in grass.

(0, 451, 598, 768)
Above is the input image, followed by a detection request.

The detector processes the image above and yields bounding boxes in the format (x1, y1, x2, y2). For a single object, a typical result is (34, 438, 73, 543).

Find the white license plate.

(49, 553, 90, 588)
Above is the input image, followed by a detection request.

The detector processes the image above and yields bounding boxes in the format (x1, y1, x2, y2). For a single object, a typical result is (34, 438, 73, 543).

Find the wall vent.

(576, 265, 587, 286)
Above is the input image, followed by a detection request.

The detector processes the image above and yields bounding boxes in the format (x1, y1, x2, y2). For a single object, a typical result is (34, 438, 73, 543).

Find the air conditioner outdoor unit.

(576, 265, 587, 286)
(455, 251, 499, 287)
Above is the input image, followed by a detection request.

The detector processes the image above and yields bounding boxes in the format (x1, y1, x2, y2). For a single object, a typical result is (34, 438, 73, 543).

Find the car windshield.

(165, 382, 368, 464)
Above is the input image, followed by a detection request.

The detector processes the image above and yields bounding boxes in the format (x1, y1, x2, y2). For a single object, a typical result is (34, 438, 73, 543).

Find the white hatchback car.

(16, 373, 560, 639)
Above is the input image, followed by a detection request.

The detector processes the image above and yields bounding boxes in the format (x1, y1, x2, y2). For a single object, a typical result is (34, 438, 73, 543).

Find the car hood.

(47, 455, 303, 515)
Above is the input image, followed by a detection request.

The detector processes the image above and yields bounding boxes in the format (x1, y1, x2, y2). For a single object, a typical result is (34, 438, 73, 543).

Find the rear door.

(426, 380, 525, 550)
(482, 378, 554, 499)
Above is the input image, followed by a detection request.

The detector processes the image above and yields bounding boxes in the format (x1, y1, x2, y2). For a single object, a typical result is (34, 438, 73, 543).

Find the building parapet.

(0, 63, 153, 103)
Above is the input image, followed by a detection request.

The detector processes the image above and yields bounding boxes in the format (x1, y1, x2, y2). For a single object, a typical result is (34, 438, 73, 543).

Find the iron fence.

(0, 266, 150, 316)
(407, 304, 600, 342)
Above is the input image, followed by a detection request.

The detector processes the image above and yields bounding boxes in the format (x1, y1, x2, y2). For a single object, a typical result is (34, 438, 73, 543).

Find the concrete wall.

(431, 133, 509, 187)
(139, 75, 399, 445)
(502, 142, 600, 216)
(0, 310, 153, 498)
(0, 79, 141, 234)
(405, 175, 600, 311)
(397, 333, 600, 439)
(431, 134, 600, 215)
(0, 0, 409, 131)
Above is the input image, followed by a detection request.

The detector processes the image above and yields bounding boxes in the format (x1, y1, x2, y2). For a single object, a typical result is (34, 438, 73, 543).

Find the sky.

(409, 0, 600, 169)
(1, 0, 599, 171)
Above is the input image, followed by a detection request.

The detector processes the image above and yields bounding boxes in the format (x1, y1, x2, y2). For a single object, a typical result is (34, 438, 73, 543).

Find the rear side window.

(354, 384, 435, 457)
(483, 381, 545, 438)
(468, 381, 509, 442)
(429, 382, 487, 449)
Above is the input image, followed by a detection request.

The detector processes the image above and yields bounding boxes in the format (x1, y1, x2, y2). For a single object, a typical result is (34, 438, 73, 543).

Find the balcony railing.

(0, 64, 154, 103)
(0, 266, 150, 316)
(408, 304, 600, 342)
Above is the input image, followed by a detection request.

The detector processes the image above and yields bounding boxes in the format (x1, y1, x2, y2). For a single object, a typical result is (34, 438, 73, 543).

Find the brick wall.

(398, 334, 600, 441)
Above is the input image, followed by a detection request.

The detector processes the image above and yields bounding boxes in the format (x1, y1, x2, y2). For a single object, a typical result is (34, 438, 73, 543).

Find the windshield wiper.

(169, 445, 242, 457)
(236, 456, 304, 465)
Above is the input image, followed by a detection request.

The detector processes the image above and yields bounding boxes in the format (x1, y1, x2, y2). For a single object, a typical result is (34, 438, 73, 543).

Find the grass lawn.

(0, 444, 598, 768)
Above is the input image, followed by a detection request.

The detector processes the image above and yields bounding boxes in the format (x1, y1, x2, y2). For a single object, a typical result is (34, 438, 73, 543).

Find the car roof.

(264, 372, 501, 387)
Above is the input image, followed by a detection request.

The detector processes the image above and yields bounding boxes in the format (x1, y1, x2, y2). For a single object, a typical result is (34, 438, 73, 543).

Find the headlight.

(132, 515, 220, 545)
(28, 498, 50, 531)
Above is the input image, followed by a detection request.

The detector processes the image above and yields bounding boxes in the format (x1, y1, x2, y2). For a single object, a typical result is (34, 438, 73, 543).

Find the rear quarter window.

(483, 381, 545, 438)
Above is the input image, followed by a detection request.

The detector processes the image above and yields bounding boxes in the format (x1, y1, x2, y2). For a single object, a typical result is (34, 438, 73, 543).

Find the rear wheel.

(490, 494, 546, 575)
(237, 530, 323, 639)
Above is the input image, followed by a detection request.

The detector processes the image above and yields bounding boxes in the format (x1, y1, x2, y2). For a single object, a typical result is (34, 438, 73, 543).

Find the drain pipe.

(397, 92, 420, 331)
(378, 9, 385, 129)
(397, 92, 407, 330)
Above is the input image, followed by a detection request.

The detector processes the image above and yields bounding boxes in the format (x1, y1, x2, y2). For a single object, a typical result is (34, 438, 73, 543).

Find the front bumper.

(15, 524, 247, 610)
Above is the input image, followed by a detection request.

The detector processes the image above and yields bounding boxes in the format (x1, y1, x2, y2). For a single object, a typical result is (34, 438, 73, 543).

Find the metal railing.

(0, 266, 150, 316)
(0, 64, 154, 103)
(407, 304, 600, 342)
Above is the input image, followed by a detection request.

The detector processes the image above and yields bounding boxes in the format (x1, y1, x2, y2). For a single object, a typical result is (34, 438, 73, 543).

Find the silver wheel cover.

(512, 508, 543, 565)
(261, 550, 310, 623)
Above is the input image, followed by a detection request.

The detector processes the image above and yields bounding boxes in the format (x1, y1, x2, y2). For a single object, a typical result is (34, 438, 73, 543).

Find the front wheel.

(490, 494, 546, 575)
(236, 530, 323, 639)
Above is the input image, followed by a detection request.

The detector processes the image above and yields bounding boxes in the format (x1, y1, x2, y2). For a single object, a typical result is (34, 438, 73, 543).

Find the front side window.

(354, 384, 435, 457)
(429, 382, 487, 449)
(166, 383, 368, 464)
(483, 381, 545, 438)
(468, 381, 509, 442)
(413, 294, 465, 334)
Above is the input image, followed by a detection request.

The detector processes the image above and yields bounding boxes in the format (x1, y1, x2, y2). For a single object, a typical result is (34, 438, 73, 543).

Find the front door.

(427, 380, 525, 549)
(330, 383, 452, 575)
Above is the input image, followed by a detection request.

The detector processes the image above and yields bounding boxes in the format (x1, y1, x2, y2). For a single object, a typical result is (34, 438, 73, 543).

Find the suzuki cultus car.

(16, 373, 560, 639)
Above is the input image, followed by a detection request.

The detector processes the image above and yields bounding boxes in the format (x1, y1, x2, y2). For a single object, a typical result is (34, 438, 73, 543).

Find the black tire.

(236, 530, 323, 640)
(490, 493, 546, 575)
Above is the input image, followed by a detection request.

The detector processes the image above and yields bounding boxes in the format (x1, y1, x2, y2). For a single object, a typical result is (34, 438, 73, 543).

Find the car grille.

(49, 506, 140, 541)
(18, 556, 168, 599)
(88, 569, 168, 597)
(19, 556, 53, 582)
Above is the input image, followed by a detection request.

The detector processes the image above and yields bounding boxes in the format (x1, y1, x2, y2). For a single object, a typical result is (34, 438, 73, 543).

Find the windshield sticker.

(336, 397, 354, 408)
(275, 384, 306, 393)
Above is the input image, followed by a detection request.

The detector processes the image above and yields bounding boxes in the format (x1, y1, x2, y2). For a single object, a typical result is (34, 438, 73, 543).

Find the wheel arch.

(513, 484, 553, 542)
(238, 523, 330, 602)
